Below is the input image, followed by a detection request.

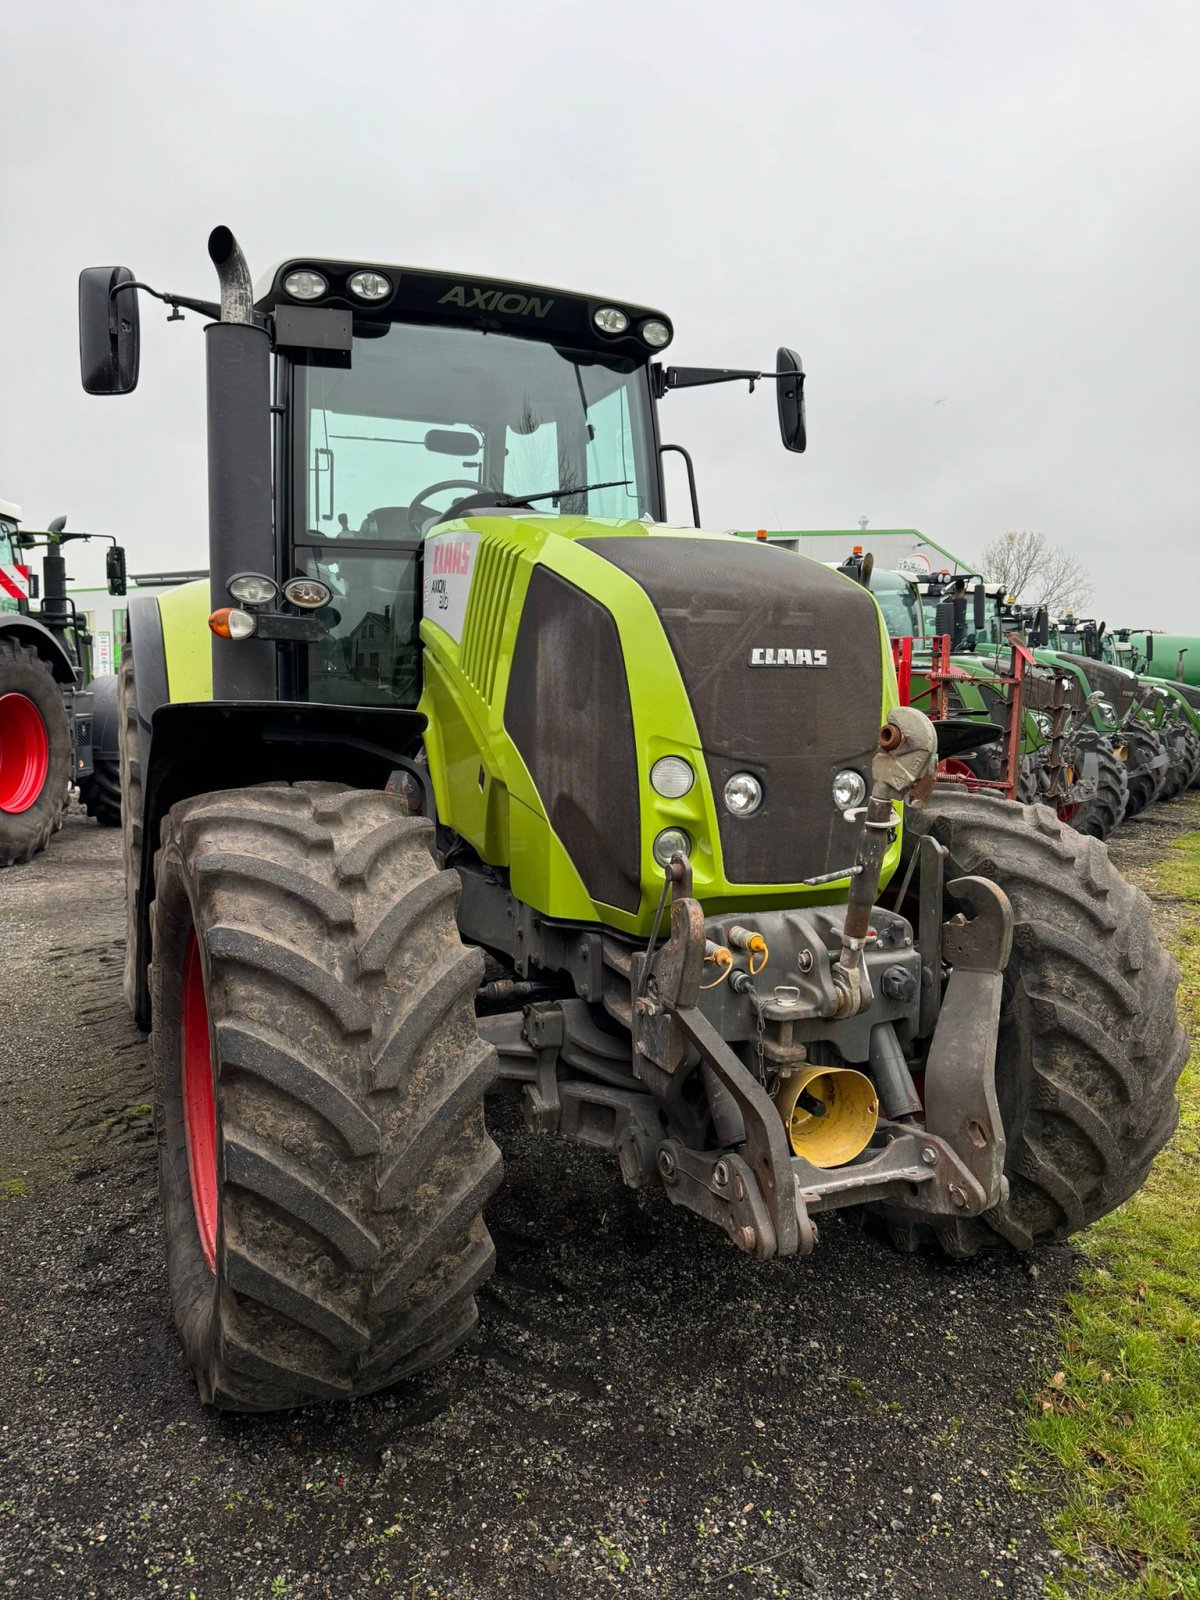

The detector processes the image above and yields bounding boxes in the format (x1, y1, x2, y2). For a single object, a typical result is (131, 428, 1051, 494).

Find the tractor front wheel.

(884, 790, 1185, 1257)
(0, 639, 71, 868)
(150, 781, 501, 1410)
(1065, 738, 1130, 840)
(1123, 727, 1166, 818)
(1159, 727, 1200, 802)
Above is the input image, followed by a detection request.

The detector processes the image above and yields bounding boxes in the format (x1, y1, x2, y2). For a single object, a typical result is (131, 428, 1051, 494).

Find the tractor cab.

(263, 262, 674, 709)
(832, 548, 926, 641)
(79, 242, 805, 717)
(913, 571, 1000, 653)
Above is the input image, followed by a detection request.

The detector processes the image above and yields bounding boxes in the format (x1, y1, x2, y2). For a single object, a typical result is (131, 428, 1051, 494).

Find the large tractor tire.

(79, 672, 122, 827)
(884, 791, 1185, 1258)
(1159, 727, 1200, 803)
(118, 645, 145, 1015)
(1123, 727, 1167, 818)
(0, 638, 72, 868)
(149, 781, 501, 1410)
(1066, 739, 1130, 840)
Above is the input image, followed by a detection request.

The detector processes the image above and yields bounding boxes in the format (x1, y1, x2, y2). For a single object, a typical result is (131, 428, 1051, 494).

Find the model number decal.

(439, 285, 554, 319)
(748, 647, 828, 667)
(423, 532, 481, 644)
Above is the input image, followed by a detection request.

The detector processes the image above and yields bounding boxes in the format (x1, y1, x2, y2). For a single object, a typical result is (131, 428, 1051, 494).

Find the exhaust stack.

(205, 226, 275, 700)
(208, 226, 255, 326)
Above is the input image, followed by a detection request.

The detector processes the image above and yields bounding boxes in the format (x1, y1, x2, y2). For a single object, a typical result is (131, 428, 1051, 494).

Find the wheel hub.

(181, 930, 218, 1269)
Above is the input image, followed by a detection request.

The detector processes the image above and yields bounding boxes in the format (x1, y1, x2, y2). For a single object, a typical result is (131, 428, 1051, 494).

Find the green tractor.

(79, 228, 1187, 1412)
(1099, 629, 1200, 797)
(0, 499, 128, 865)
(1041, 616, 1184, 814)
(845, 559, 1123, 839)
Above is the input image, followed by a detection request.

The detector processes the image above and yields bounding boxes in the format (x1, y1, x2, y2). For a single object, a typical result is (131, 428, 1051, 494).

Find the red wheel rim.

(0, 692, 50, 814)
(1057, 801, 1079, 823)
(181, 930, 218, 1270)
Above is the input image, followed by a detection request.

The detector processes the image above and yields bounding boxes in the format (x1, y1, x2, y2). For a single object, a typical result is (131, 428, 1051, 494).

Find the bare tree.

(980, 530, 1092, 612)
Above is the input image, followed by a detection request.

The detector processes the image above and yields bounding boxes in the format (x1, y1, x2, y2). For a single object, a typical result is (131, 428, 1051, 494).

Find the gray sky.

(4, 0, 1198, 630)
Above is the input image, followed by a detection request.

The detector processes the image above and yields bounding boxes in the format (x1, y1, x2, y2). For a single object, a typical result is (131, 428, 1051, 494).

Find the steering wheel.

(407, 479, 487, 536)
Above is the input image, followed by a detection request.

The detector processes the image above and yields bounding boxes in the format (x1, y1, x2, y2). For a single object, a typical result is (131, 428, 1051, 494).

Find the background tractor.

(838, 556, 1123, 838)
(0, 499, 127, 865)
(79, 228, 1187, 1413)
(1039, 616, 1180, 816)
(1056, 621, 1200, 800)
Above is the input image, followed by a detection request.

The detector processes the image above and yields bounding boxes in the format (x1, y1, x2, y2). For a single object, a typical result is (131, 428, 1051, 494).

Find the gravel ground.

(1, 797, 1195, 1600)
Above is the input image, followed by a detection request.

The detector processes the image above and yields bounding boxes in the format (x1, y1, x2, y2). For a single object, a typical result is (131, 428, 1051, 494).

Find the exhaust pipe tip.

(207, 225, 254, 325)
(207, 225, 236, 269)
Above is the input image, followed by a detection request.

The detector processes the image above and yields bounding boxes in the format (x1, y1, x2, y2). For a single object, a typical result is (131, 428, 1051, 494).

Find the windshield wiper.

(495, 478, 631, 508)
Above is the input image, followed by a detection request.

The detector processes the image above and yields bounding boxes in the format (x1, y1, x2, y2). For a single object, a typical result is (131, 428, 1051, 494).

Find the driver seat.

(359, 507, 413, 541)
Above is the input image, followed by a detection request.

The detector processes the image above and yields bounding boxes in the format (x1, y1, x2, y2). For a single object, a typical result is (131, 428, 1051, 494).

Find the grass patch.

(1029, 830, 1200, 1597)
(1, 1178, 32, 1199)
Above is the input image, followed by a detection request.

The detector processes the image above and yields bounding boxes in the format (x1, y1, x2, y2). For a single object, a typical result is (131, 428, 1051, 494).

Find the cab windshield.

(294, 321, 660, 541)
(290, 323, 660, 708)
(869, 572, 922, 640)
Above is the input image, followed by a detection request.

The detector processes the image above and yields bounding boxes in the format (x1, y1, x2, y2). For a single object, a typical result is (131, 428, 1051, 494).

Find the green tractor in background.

(77, 228, 1186, 1413)
(840, 557, 1125, 839)
(0, 499, 128, 865)
(1083, 625, 1200, 798)
(1040, 615, 1193, 811)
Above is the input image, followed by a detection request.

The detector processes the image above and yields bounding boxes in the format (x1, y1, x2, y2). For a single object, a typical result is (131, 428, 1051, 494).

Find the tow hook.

(833, 706, 938, 1016)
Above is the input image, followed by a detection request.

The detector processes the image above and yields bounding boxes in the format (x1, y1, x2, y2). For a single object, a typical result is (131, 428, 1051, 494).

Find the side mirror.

(1033, 607, 1049, 648)
(776, 347, 806, 453)
(973, 586, 987, 631)
(79, 266, 140, 395)
(106, 545, 128, 597)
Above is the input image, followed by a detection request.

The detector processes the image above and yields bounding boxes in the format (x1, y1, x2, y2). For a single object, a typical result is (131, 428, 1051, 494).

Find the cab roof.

(254, 258, 672, 361)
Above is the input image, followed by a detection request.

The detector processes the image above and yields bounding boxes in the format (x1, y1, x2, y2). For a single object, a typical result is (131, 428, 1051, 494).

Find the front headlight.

(832, 769, 867, 811)
(1097, 698, 1118, 725)
(1033, 712, 1053, 740)
(723, 772, 763, 816)
(227, 572, 278, 605)
(283, 576, 333, 609)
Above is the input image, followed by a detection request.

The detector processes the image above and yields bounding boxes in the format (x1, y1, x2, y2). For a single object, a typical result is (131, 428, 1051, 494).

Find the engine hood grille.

(585, 537, 884, 886)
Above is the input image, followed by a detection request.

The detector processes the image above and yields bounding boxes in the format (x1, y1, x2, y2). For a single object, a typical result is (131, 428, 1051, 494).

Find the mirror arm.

(663, 366, 774, 394)
(111, 280, 223, 323)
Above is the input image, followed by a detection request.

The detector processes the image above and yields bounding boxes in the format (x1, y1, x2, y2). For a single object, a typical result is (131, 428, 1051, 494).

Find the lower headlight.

(832, 769, 867, 811)
(723, 772, 763, 816)
(283, 577, 333, 609)
(1033, 712, 1053, 740)
(652, 827, 691, 866)
(1097, 699, 1118, 725)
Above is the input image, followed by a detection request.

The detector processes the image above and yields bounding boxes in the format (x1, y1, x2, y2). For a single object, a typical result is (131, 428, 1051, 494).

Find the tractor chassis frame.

(472, 849, 1015, 1259)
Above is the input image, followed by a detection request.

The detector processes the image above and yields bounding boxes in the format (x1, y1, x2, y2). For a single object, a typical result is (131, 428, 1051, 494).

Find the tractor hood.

(418, 515, 897, 931)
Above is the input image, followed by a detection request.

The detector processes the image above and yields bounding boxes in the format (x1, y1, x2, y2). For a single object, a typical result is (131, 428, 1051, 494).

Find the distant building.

(68, 571, 208, 675)
(735, 528, 969, 576)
